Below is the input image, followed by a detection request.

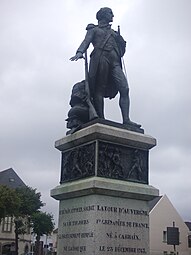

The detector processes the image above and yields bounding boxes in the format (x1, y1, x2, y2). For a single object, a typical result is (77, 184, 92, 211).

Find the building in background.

(185, 222, 191, 252)
(149, 194, 191, 255)
(0, 168, 57, 255)
(40, 229, 57, 255)
(0, 168, 26, 189)
(0, 168, 31, 255)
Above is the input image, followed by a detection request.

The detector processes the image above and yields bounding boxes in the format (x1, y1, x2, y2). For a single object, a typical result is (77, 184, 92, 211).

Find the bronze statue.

(69, 7, 140, 132)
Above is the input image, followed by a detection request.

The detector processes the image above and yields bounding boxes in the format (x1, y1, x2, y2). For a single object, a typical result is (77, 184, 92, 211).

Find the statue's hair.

(96, 7, 112, 21)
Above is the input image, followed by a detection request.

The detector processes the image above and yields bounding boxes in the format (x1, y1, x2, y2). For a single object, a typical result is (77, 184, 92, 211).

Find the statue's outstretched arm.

(70, 29, 94, 61)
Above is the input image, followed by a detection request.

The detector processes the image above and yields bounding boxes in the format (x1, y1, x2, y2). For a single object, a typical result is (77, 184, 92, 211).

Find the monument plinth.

(51, 122, 159, 255)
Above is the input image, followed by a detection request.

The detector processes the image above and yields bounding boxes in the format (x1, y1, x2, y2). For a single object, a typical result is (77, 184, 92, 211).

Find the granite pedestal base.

(51, 123, 159, 255)
(51, 177, 159, 255)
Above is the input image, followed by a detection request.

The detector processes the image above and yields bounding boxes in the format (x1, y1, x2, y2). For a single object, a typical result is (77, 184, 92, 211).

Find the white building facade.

(149, 195, 191, 255)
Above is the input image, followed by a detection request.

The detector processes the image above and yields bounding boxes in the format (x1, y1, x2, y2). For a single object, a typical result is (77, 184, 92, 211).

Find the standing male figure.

(70, 7, 139, 126)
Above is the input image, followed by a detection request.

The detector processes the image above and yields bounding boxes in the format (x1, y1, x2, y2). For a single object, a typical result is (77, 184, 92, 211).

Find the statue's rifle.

(118, 25, 127, 79)
(84, 51, 98, 120)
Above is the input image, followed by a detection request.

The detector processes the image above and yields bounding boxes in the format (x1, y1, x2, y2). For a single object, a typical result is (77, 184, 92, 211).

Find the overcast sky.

(1, 0, 191, 226)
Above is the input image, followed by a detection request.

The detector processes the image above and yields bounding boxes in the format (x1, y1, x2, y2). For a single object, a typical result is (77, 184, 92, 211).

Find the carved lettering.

(58, 231, 93, 239)
(96, 219, 148, 229)
(99, 246, 105, 251)
(63, 246, 86, 252)
(60, 205, 148, 216)
(63, 219, 89, 226)
(98, 246, 147, 254)
(97, 205, 118, 212)
(132, 222, 149, 228)
(118, 208, 148, 215)
(59, 203, 148, 254)
(118, 233, 140, 240)
(115, 246, 137, 253)
(137, 248, 146, 253)
(106, 232, 141, 241)
(96, 219, 126, 226)
(59, 205, 95, 215)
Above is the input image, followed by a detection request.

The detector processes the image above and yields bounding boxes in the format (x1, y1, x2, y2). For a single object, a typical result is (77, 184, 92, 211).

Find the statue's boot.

(123, 118, 141, 128)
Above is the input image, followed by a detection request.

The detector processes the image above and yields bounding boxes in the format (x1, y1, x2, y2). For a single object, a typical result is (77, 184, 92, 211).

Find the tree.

(0, 185, 20, 220)
(15, 186, 44, 216)
(14, 186, 44, 255)
(0, 185, 49, 255)
(31, 212, 54, 255)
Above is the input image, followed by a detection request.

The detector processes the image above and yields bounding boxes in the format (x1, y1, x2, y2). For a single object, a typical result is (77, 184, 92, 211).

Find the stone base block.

(55, 123, 156, 185)
(51, 177, 159, 255)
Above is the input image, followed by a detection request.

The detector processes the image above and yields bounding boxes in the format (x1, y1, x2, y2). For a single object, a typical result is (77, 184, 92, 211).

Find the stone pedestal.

(51, 122, 159, 255)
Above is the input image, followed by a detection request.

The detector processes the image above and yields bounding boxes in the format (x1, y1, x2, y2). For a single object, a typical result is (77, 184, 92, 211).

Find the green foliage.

(32, 212, 54, 255)
(0, 184, 51, 255)
(0, 185, 44, 220)
(13, 186, 44, 237)
(15, 186, 44, 216)
(0, 185, 20, 220)
(31, 211, 54, 237)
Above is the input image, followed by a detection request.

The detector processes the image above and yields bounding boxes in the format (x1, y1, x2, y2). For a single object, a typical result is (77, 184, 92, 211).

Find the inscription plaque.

(57, 195, 149, 255)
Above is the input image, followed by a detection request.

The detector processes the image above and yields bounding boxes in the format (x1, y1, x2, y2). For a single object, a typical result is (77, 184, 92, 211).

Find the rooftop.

(0, 168, 26, 189)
